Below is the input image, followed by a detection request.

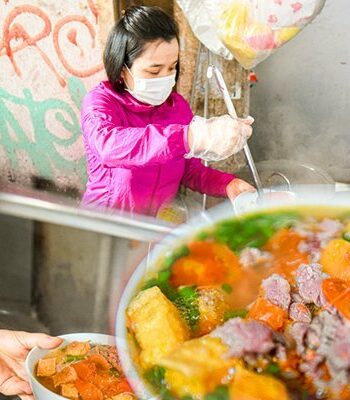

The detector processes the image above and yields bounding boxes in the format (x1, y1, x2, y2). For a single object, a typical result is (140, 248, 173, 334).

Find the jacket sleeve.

(181, 157, 236, 197)
(81, 93, 189, 169)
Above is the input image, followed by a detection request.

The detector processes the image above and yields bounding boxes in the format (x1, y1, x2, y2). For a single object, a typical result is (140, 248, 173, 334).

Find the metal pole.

(207, 65, 264, 195)
(202, 49, 211, 210)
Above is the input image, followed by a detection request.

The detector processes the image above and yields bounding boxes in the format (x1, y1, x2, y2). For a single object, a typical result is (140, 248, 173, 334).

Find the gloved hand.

(186, 114, 254, 162)
(226, 178, 256, 201)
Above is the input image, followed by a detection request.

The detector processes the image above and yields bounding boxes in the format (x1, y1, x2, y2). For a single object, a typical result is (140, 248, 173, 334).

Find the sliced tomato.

(86, 354, 110, 370)
(264, 229, 308, 282)
(273, 250, 309, 283)
(75, 379, 103, 400)
(105, 377, 133, 396)
(73, 361, 97, 381)
(247, 297, 287, 330)
(170, 242, 241, 287)
(322, 278, 350, 319)
(264, 228, 304, 253)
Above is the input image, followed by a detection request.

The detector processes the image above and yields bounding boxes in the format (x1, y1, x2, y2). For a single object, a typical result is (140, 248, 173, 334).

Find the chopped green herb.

(213, 212, 299, 252)
(178, 286, 197, 298)
(65, 354, 85, 363)
(142, 274, 178, 302)
(174, 286, 200, 329)
(181, 396, 195, 400)
(301, 389, 310, 400)
(163, 245, 190, 269)
(221, 283, 232, 294)
(144, 366, 166, 390)
(197, 231, 209, 241)
(142, 246, 190, 301)
(224, 309, 248, 321)
(158, 269, 172, 282)
(204, 385, 229, 400)
(145, 366, 177, 400)
(264, 362, 281, 376)
(343, 232, 350, 242)
(161, 389, 177, 400)
(142, 278, 159, 290)
(109, 368, 120, 377)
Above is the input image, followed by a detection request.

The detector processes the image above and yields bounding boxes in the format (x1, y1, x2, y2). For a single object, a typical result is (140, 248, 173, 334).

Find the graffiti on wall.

(0, 0, 108, 191)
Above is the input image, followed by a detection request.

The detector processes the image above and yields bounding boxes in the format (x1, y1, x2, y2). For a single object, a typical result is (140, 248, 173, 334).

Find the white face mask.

(124, 65, 176, 106)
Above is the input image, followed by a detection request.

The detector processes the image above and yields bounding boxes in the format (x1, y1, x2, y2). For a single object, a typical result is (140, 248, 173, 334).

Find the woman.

(81, 6, 255, 216)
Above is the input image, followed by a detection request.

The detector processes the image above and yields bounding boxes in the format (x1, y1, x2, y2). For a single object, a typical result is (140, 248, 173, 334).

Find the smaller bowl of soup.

(25, 333, 135, 400)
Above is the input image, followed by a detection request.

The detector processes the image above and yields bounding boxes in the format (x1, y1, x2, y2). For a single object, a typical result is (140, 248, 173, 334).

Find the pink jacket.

(81, 81, 235, 215)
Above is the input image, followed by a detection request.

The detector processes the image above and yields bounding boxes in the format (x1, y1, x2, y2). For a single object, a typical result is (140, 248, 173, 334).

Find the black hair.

(103, 6, 180, 91)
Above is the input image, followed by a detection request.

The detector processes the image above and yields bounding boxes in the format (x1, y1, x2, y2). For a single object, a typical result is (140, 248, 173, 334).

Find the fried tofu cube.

(127, 286, 189, 368)
(65, 341, 91, 356)
(42, 347, 66, 365)
(197, 287, 230, 335)
(36, 358, 56, 377)
(229, 366, 290, 400)
(110, 394, 135, 400)
(61, 383, 79, 398)
(160, 336, 235, 398)
(53, 366, 78, 387)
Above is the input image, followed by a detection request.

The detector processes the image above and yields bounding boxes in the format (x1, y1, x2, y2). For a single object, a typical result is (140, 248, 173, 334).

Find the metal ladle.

(207, 65, 264, 196)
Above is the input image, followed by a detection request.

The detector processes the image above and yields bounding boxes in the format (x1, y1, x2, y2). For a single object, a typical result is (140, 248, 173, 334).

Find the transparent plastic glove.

(186, 114, 253, 162)
(0, 330, 62, 399)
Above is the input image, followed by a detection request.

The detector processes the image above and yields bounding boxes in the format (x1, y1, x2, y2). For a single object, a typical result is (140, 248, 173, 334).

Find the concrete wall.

(0, 0, 113, 192)
(0, 215, 32, 304)
(250, 0, 350, 183)
(0, 0, 115, 333)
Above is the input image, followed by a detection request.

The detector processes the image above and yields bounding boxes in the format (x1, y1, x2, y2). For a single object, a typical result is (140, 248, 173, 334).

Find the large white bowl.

(116, 187, 350, 399)
(25, 333, 115, 400)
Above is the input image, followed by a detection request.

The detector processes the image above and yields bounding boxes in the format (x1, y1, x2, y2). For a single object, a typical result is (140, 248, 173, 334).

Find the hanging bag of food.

(177, 0, 326, 69)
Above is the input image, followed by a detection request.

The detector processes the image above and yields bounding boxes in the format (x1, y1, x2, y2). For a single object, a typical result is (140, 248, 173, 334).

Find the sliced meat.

(296, 219, 343, 263)
(312, 312, 341, 355)
(285, 322, 309, 355)
(292, 217, 318, 237)
(261, 274, 291, 310)
(303, 311, 339, 352)
(275, 343, 287, 362)
(298, 239, 322, 263)
(297, 311, 350, 396)
(210, 318, 275, 358)
(299, 353, 326, 395)
(295, 264, 327, 306)
(91, 345, 121, 372)
(289, 302, 312, 323)
(291, 292, 304, 303)
(239, 247, 272, 268)
(323, 319, 350, 371)
(318, 218, 344, 239)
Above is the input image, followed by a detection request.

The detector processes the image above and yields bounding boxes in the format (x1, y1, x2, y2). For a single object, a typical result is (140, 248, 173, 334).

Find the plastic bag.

(177, 0, 326, 69)
(176, 0, 234, 60)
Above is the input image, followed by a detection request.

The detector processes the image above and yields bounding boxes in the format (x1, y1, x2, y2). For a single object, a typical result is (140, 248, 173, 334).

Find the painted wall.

(250, 0, 350, 183)
(0, 0, 113, 192)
